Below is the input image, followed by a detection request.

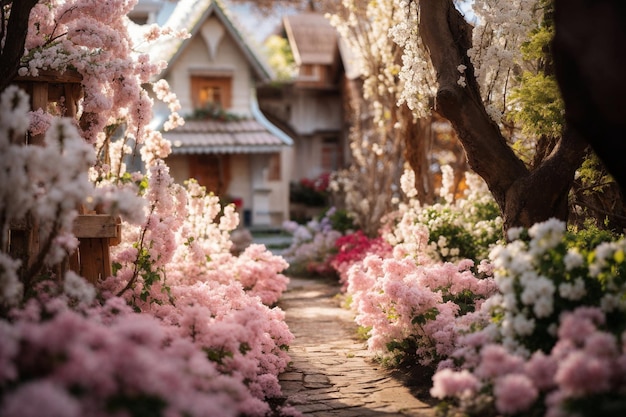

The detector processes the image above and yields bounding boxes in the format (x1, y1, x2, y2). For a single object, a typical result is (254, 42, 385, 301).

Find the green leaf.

(412, 307, 439, 325)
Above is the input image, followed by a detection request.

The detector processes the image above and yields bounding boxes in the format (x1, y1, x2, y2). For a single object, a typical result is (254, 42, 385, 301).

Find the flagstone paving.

(277, 276, 436, 417)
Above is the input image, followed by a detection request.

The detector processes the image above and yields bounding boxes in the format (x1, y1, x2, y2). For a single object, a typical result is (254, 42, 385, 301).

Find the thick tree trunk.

(418, 0, 587, 230)
(553, 0, 626, 197)
(0, 0, 39, 93)
(403, 111, 435, 204)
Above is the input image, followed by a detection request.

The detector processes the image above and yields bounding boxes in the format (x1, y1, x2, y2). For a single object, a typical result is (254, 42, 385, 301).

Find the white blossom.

(513, 313, 535, 336)
(563, 249, 584, 271)
(63, 271, 96, 305)
(0, 254, 23, 306)
(558, 278, 587, 301)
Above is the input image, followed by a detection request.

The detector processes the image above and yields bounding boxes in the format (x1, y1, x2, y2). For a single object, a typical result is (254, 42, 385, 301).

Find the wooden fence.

(8, 71, 121, 284)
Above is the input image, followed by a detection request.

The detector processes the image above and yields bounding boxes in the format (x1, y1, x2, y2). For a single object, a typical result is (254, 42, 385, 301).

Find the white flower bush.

(386, 166, 503, 265)
(336, 163, 625, 416)
(431, 220, 626, 417)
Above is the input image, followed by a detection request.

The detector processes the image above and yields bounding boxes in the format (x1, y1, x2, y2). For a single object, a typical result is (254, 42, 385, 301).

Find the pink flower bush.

(339, 168, 500, 365)
(100, 163, 294, 410)
(234, 244, 290, 305)
(433, 306, 626, 417)
(430, 368, 481, 398)
(0, 102, 296, 417)
(347, 253, 497, 365)
(0, 3, 298, 416)
(493, 373, 539, 415)
(0, 295, 278, 417)
(430, 220, 626, 417)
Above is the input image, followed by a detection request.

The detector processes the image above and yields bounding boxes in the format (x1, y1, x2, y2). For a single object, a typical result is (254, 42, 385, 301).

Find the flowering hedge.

(431, 220, 626, 417)
(0, 86, 297, 417)
(336, 167, 626, 416)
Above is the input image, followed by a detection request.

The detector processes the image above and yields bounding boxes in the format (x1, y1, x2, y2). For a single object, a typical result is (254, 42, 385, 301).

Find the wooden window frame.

(190, 76, 232, 110)
(321, 136, 342, 172)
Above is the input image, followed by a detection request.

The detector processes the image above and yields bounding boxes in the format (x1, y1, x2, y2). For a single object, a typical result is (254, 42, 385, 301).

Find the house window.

(299, 64, 318, 80)
(321, 136, 342, 171)
(191, 76, 232, 110)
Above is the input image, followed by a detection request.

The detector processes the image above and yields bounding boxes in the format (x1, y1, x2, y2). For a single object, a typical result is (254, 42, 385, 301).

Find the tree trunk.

(403, 113, 435, 204)
(0, 0, 39, 93)
(552, 0, 626, 197)
(418, 0, 588, 230)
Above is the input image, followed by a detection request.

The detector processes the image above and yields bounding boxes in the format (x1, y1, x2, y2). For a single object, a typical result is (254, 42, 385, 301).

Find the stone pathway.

(277, 276, 436, 417)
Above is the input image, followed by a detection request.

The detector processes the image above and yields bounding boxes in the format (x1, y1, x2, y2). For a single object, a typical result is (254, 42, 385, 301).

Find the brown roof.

(165, 119, 287, 154)
(284, 13, 338, 66)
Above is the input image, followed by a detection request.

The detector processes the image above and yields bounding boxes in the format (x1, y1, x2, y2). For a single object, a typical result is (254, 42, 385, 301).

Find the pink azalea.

(475, 344, 524, 379)
(555, 351, 612, 396)
(558, 309, 603, 345)
(584, 331, 619, 358)
(494, 373, 538, 414)
(1, 381, 81, 417)
(524, 350, 558, 390)
(430, 368, 481, 398)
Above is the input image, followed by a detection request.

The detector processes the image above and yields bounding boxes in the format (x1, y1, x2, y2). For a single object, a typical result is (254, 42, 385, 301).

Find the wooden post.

(9, 70, 123, 285)
(72, 215, 121, 283)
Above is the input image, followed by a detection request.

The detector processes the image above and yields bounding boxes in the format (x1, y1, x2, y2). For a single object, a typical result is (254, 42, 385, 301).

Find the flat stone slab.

(278, 276, 436, 417)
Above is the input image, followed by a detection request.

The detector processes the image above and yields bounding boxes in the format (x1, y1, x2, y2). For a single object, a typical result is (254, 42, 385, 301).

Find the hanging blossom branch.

(21, 0, 186, 149)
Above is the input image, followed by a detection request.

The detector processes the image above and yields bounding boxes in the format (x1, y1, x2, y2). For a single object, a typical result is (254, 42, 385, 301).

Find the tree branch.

(0, 0, 39, 93)
(418, 0, 527, 209)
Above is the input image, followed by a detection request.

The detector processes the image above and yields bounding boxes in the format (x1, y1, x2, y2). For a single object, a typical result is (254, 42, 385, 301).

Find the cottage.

(131, 0, 294, 227)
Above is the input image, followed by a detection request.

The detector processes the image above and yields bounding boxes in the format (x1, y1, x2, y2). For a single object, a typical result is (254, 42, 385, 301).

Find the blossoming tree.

(398, 0, 587, 230)
(238, 0, 626, 232)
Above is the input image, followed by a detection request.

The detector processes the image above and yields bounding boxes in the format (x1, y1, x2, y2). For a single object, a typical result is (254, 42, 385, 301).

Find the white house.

(130, 0, 294, 227)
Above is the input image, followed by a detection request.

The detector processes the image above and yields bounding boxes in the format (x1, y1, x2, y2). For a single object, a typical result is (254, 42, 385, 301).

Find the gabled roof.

(283, 13, 338, 66)
(146, 0, 272, 82)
